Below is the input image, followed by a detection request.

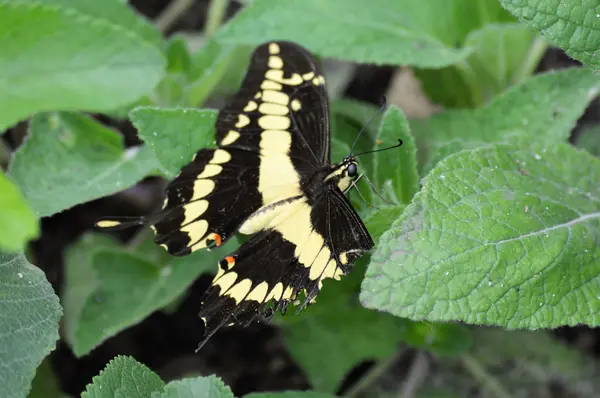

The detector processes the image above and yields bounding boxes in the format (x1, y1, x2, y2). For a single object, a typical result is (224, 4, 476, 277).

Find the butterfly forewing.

(154, 41, 333, 256)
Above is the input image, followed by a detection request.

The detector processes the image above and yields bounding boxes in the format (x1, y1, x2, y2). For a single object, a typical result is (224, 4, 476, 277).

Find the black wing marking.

(216, 41, 331, 168)
(195, 187, 373, 349)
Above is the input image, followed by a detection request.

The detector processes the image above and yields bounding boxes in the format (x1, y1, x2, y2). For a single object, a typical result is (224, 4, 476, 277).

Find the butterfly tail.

(94, 216, 147, 231)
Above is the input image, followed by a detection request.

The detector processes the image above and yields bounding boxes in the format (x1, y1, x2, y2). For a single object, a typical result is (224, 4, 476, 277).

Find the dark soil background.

(7, 1, 600, 396)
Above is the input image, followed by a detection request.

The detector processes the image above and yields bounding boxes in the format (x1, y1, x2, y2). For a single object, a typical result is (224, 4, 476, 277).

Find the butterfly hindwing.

(196, 186, 373, 348)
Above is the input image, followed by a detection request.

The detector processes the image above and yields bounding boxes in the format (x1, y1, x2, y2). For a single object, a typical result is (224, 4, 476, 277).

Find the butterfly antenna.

(353, 138, 403, 157)
(349, 96, 388, 155)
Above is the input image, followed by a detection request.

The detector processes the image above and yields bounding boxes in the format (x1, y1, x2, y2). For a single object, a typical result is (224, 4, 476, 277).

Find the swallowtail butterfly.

(97, 41, 376, 349)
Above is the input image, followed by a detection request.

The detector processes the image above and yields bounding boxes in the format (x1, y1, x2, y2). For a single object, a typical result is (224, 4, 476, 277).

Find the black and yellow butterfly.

(97, 41, 375, 348)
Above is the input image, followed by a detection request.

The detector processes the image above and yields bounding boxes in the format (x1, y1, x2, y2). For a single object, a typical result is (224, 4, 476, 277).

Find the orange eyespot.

(207, 233, 222, 248)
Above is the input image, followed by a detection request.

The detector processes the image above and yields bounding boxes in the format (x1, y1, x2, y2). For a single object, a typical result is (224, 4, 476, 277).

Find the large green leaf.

(0, 172, 38, 252)
(361, 140, 600, 329)
(9, 113, 160, 217)
(0, 0, 165, 131)
(129, 107, 217, 178)
(413, 68, 600, 173)
(62, 233, 237, 356)
(0, 252, 62, 398)
(499, 0, 600, 70)
(217, 0, 481, 67)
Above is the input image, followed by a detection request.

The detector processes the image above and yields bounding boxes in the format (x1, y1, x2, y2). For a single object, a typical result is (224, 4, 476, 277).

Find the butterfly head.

(325, 156, 359, 192)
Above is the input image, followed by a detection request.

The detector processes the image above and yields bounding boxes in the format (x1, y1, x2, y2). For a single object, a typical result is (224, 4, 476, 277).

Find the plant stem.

(204, 0, 229, 38)
(397, 351, 429, 398)
(344, 348, 405, 398)
(155, 0, 196, 33)
(461, 354, 513, 398)
(511, 35, 549, 85)
(455, 60, 484, 107)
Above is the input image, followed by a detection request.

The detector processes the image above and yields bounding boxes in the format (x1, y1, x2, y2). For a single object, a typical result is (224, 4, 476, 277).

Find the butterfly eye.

(347, 163, 358, 178)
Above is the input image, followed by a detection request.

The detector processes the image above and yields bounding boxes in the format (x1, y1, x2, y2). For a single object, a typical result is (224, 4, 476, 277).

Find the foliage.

(2, 0, 600, 396)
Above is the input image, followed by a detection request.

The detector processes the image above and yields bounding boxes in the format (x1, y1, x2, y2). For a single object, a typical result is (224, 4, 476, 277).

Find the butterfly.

(97, 41, 379, 349)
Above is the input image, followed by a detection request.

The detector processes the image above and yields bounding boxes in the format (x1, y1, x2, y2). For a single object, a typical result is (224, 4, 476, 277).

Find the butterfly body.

(97, 41, 374, 349)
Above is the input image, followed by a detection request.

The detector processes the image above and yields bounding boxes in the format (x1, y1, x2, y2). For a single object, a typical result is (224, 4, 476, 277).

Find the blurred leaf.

(28, 360, 66, 398)
(9, 113, 161, 218)
(82, 356, 164, 398)
(0, 0, 165, 131)
(165, 35, 193, 75)
(63, 233, 238, 356)
(217, 0, 479, 68)
(575, 124, 600, 157)
(83, 355, 236, 398)
(279, 206, 406, 392)
(0, 252, 62, 398)
(361, 140, 600, 329)
(129, 107, 218, 178)
(499, 0, 600, 70)
(417, 24, 539, 108)
(374, 106, 419, 205)
(0, 172, 38, 252)
(40, 0, 162, 45)
(400, 322, 472, 356)
(413, 68, 600, 173)
(186, 40, 236, 106)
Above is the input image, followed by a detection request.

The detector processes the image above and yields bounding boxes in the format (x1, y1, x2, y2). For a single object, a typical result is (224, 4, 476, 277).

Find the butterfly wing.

(97, 41, 330, 256)
(196, 186, 373, 348)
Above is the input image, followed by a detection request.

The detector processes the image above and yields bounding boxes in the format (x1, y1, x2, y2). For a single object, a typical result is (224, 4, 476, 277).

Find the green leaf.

(153, 376, 235, 398)
(186, 40, 236, 107)
(0, 252, 62, 398)
(130, 107, 218, 178)
(399, 322, 472, 356)
(499, 0, 600, 70)
(40, 0, 162, 45)
(373, 106, 419, 205)
(279, 206, 406, 392)
(63, 233, 238, 356)
(165, 35, 193, 75)
(413, 68, 600, 173)
(0, 0, 165, 131)
(0, 172, 38, 252)
(9, 113, 160, 218)
(82, 356, 165, 398)
(416, 23, 540, 108)
(28, 359, 66, 398)
(216, 0, 476, 67)
(360, 140, 600, 329)
(84, 356, 236, 398)
(246, 393, 336, 398)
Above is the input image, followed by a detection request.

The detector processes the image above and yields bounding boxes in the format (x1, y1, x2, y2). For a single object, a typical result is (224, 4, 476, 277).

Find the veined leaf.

(0, 252, 62, 397)
(0, 172, 38, 252)
(361, 140, 600, 329)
